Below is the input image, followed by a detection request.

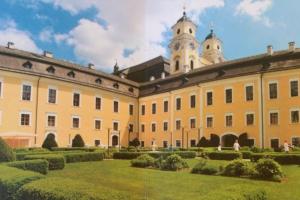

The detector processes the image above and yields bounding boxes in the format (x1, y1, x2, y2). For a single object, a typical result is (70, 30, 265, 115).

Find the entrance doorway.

(222, 134, 238, 147)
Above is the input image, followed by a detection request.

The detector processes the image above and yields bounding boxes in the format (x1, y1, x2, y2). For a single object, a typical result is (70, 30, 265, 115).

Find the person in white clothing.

(233, 140, 240, 151)
(283, 140, 290, 153)
(217, 143, 222, 151)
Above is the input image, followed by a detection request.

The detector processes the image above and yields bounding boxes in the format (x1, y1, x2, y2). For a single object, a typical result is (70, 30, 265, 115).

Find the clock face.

(190, 42, 195, 50)
(174, 42, 180, 51)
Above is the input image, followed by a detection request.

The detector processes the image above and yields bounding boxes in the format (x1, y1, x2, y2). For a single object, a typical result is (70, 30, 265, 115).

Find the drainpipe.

(260, 73, 265, 149)
(34, 77, 41, 146)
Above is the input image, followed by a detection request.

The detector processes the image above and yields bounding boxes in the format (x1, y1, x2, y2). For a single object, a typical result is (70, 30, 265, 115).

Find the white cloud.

(45, 0, 224, 71)
(235, 0, 272, 26)
(39, 28, 53, 42)
(0, 19, 40, 53)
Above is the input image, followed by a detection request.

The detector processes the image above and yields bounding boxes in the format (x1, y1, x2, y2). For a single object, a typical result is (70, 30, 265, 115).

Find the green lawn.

(48, 159, 300, 200)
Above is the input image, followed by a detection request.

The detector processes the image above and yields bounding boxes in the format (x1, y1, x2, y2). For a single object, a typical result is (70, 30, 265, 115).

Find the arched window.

(175, 60, 179, 71)
(190, 60, 194, 70)
(46, 66, 55, 74)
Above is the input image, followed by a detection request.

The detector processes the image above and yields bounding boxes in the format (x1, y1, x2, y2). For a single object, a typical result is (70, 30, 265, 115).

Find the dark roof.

(177, 11, 193, 23)
(205, 29, 217, 40)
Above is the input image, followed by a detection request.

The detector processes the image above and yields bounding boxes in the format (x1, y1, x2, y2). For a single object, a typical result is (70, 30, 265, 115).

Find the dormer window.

(177, 29, 180, 34)
(67, 70, 75, 78)
(23, 61, 32, 69)
(189, 28, 193, 34)
(113, 83, 119, 89)
(128, 87, 134, 93)
(46, 66, 55, 74)
(95, 78, 102, 84)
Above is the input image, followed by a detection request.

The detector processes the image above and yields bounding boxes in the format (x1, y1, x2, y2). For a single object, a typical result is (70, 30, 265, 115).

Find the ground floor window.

(94, 140, 100, 147)
(112, 135, 118, 146)
(190, 139, 196, 147)
(176, 140, 181, 147)
(163, 141, 168, 148)
(292, 137, 300, 147)
(248, 139, 255, 147)
(141, 141, 144, 147)
(270, 138, 279, 149)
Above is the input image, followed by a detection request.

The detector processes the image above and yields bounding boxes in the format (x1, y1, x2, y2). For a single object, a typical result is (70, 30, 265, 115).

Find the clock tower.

(169, 11, 200, 74)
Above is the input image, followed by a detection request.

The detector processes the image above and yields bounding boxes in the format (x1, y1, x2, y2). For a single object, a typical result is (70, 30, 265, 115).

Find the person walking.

(233, 140, 240, 151)
(217, 143, 222, 151)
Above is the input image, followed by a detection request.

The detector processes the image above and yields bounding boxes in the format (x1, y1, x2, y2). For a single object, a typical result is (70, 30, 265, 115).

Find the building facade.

(0, 13, 299, 148)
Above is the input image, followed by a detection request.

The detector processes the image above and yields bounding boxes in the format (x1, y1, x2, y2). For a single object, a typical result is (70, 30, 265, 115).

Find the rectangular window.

(72, 117, 79, 128)
(47, 115, 56, 127)
(95, 120, 101, 130)
(152, 103, 156, 114)
(95, 97, 102, 110)
(20, 113, 30, 126)
(95, 140, 100, 147)
(151, 123, 156, 132)
(141, 141, 145, 147)
(163, 121, 168, 131)
(271, 139, 279, 149)
(291, 110, 299, 123)
(176, 140, 181, 147)
(292, 137, 300, 147)
(175, 120, 181, 130)
(270, 112, 278, 125)
(113, 122, 119, 131)
(206, 117, 213, 128)
(163, 101, 168, 112)
(22, 84, 31, 101)
(269, 83, 277, 99)
(141, 124, 145, 133)
(246, 113, 254, 126)
(129, 124, 133, 132)
(48, 88, 57, 104)
(190, 140, 196, 147)
(245, 85, 253, 101)
(129, 104, 134, 115)
(290, 80, 299, 97)
(141, 105, 145, 115)
(190, 118, 196, 129)
(163, 141, 168, 148)
(176, 98, 181, 110)
(207, 91, 213, 106)
(73, 93, 80, 107)
(190, 95, 196, 108)
(225, 88, 232, 103)
(225, 115, 233, 127)
(113, 101, 119, 113)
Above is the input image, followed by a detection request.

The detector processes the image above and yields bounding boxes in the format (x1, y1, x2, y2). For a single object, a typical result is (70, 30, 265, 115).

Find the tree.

(0, 137, 15, 162)
(72, 134, 85, 147)
(42, 133, 58, 150)
(129, 138, 140, 147)
(197, 137, 210, 147)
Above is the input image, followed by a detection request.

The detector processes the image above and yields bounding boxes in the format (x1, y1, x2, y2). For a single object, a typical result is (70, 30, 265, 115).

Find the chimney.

(161, 72, 165, 79)
(267, 45, 273, 55)
(88, 63, 95, 70)
(43, 51, 53, 58)
(288, 41, 296, 51)
(7, 42, 15, 49)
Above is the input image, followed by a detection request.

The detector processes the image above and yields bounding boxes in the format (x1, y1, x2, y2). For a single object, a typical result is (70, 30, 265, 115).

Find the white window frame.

(94, 118, 102, 130)
(268, 80, 279, 100)
(21, 81, 33, 101)
(113, 99, 119, 113)
(95, 96, 102, 111)
(112, 120, 119, 131)
(244, 83, 254, 102)
(151, 101, 157, 114)
(289, 78, 299, 98)
(206, 115, 214, 128)
(140, 123, 145, 133)
(163, 140, 168, 148)
(141, 104, 146, 115)
(225, 113, 233, 127)
(189, 117, 196, 129)
(245, 111, 255, 126)
(20, 111, 32, 126)
(163, 99, 169, 112)
(48, 86, 58, 104)
(175, 140, 181, 147)
(72, 90, 81, 107)
(151, 122, 157, 133)
(290, 108, 300, 124)
(46, 113, 57, 128)
(163, 120, 168, 132)
(175, 118, 181, 130)
(128, 103, 134, 115)
(206, 90, 213, 106)
(269, 110, 279, 126)
(189, 93, 196, 108)
(224, 87, 233, 104)
(175, 96, 181, 111)
(72, 115, 80, 129)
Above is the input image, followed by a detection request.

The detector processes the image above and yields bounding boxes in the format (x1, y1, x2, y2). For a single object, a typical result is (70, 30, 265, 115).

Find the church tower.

(169, 11, 200, 74)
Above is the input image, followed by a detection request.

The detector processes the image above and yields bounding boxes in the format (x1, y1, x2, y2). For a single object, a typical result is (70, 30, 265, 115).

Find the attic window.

(67, 70, 75, 78)
(23, 61, 32, 69)
(128, 87, 134, 93)
(46, 66, 55, 74)
(95, 78, 102, 84)
(217, 69, 225, 77)
(261, 63, 271, 71)
(177, 29, 180, 34)
(113, 82, 119, 89)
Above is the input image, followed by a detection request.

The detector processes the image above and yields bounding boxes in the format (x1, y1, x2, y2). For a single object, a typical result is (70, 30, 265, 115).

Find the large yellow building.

(0, 12, 299, 149)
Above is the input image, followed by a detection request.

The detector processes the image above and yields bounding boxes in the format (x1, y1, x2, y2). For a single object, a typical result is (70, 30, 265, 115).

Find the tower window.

(217, 45, 220, 50)
(206, 45, 210, 50)
(177, 29, 180, 34)
(189, 28, 193, 34)
(175, 60, 179, 71)
(190, 60, 194, 70)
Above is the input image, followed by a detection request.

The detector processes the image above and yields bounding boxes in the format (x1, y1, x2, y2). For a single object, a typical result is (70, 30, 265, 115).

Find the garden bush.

(41, 133, 58, 150)
(17, 177, 131, 200)
(222, 159, 253, 177)
(160, 154, 189, 171)
(254, 158, 283, 181)
(0, 165, 44, 200)
(113, 151, 196, 159)
(24, 154, 65, 170)
(0, 137, 16, 162)
(51, 147, 97, 152)
(64, 152, 104, 163)
(207, 151, 242, 160)
(241, 151, 252, 159)
(250, 153, 300, 164)
(131, 154, 155, 168)
(6, 159, 49, 175)
(72, 134, 85, 147)
(191, 159, 218, 175)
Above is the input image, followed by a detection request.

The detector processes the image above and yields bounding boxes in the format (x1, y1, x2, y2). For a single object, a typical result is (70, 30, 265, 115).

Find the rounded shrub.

(72, 134, 85, 147)
(0, 137, 16, 162)
(222, 159, 253, 177)
(191, 158, 218, 175)
(255, 158, 283, 180)
(131, 154, 155, 168)
(161, 154, 188, 171)
(42, 134, 58, 150)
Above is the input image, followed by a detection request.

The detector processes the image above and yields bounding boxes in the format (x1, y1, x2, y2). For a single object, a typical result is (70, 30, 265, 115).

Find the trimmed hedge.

(241, 151, 252, 159)
(206, 151, 242, 160)
(0, 165, 44, 200)
(250, 153, 300, 164)
(17, 177, 131, 200)
(6, 159, 49, 175)
(191, 159, 218, 175)
(0, 137, 16, 162)
(51, 147, 98, 152)
(113, 151, 196, 159)
(131, 154, 155, 168)
(16, 150, 84, 160)
(24, 154, 65, 170)
(64, 152, 104, 163)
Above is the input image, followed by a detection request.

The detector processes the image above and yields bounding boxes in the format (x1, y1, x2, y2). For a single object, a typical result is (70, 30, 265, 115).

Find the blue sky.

(0, 0, 299, 72)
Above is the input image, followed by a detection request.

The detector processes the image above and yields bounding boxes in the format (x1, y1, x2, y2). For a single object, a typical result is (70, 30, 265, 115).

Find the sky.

(0, 0, 299, 73)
